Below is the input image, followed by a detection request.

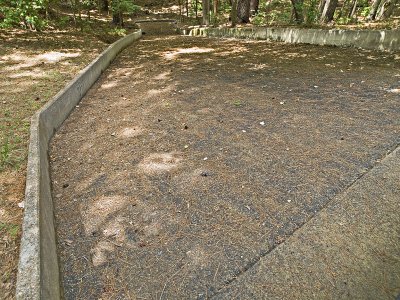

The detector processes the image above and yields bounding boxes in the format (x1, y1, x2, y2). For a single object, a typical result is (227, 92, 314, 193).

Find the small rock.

(56, 194, 62, 198)
(200, 171, 210, 177)
(203, 157, 208, 161)
(260, 121, 265, 126)
(64, 239, 73, 246)
(62, 183, 69, 188)
(18, 202, 24, 208)
(111, 132, 116, 136)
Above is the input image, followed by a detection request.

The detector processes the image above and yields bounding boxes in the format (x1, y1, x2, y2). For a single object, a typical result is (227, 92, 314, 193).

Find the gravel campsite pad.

(50, 35, 400, 299)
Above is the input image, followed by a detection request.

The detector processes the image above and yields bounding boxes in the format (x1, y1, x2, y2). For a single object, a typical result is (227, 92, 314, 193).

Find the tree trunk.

(290, 0, 304, 23)
(318, 0, 326, 16)
(381, 0, 398, 19)
(337, 0, 350, 19)
(250, 0, 259, 15)
(213, 0, 218, 15)
(320, 0, 338, 22)
(99, 0, 109, 11)
(348, 0, 357, 18)
(202, 0, 210, 25)
(368, 0, 382, 20)
(230, 0, 238, 26)
(237, 0, 250, 23)
(112, 12, 123, 26)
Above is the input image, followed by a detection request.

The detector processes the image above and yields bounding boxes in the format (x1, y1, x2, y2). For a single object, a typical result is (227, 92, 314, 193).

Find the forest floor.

(0, 28, 113, 299)
(50, 35, 400, 299)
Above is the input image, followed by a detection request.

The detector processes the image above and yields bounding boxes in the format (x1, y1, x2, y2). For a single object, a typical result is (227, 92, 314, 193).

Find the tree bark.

(336, 0, 350, 19)
(230, 0, 238, 26)
(320, 0, 338, 22)
(381, 0, 399, 18)
(290, 0, 304, 23)
(112, 12, 123, 26)
(202, 0, 210, 25)
(237, 0, 250, 23)
(99, 0, 109, 11)
(250, 0, 259, 15)
(368, 0, 382, 20)
(348, 0, 357, 18)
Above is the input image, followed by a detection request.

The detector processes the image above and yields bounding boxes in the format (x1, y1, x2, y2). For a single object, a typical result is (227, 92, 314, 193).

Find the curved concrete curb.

(16, 30, 142, 300)
(185, 27, 400, 52)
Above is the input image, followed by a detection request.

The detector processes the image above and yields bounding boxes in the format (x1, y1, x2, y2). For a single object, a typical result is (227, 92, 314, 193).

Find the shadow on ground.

(50, 35, 400, 299)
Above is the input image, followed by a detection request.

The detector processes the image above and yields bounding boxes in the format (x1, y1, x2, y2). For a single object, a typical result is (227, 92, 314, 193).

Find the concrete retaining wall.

(186, 27, 400, 52)
(16, 30, 142, 300)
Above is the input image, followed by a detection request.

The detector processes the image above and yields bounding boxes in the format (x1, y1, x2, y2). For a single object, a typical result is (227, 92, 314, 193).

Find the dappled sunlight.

(138, 152, 182, 174)
(1, 51, 81, 71)
(216, 45, 249, 57)
(119, 126, 144, 138)
(81, 195, 131, 236)
(100, 81, 119, 89)
(285, 52, 308, 58)
(154, 71, 171, 80)
(387, 88, 400, 93)
(248, 63, 270, 70)
(7, 69, 48, 79)
(112, 67, 136, 77)
(147, 84, 173, 96)
(163, 47, 215, 60)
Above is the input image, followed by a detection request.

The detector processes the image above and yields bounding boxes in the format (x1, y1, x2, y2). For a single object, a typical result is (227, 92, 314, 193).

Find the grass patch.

(0, 222, 20, 238)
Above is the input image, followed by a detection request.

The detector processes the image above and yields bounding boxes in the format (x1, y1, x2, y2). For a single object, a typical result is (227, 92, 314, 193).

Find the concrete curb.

(16, 30, 142, 300)
(184, 27, 400, 52)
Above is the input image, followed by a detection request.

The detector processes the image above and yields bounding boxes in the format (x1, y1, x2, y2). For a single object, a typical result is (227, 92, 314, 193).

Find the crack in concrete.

(208, 141, 400, 299)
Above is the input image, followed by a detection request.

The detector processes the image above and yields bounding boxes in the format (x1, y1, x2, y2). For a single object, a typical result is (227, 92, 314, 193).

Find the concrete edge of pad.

(16, 30, 142, 300)
(184, 27, 400, 52)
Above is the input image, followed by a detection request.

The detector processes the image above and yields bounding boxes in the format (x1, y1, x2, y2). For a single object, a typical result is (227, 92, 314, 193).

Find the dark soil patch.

(50, 35, 400, 299)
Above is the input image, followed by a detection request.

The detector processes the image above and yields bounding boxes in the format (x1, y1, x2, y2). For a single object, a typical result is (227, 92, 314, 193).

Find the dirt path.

(50, 35, 400, 299)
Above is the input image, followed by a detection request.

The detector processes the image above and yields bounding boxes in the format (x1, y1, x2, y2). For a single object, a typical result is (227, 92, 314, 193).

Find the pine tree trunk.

(250, 0, 259, 15)
(100, 0, 108, 11)
(380, 0, 398, 19)
(230, 0, 238, 26)
(202, 0, 210, 25)
(336, 0, 350, 19)
(320, 0, 338, 22)
(112, 12, 123, 26)
(290, 0, 304, 23)
(348, 0, 357, 18)
(368, 0, 382, 20)
(237, 0, 250, 23)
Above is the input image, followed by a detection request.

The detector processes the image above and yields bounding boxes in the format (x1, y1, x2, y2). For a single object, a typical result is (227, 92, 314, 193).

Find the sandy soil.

(50, 35, 400, 299)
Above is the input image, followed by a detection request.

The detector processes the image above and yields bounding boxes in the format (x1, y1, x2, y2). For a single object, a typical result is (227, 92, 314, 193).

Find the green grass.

(0, 222, 20, 238)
